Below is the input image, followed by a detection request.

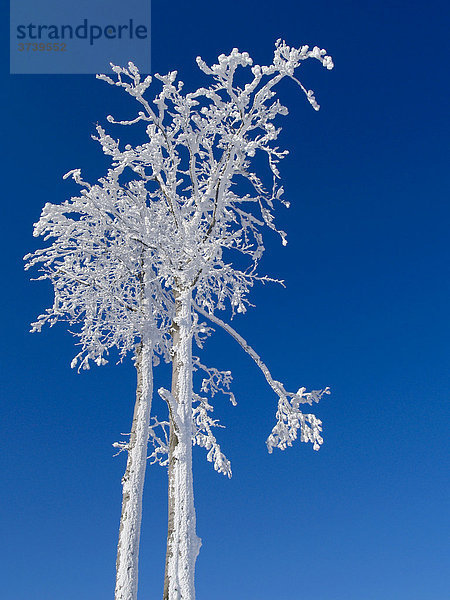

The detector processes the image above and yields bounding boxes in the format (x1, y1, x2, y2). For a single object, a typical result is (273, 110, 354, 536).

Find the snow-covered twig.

(192, 394, 231, 477)
(148, 417, 170, 466)
(266, 388, 330, 452)
(193, 355, 236, 406)
(112, 434, 130, 457)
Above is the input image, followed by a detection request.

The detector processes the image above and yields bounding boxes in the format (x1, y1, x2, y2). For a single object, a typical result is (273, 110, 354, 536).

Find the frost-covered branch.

(193, 356, 236, 406)
(149, 393, 231, 477)
(148, 417, 170, 466)
(266, 388, 330, 452)
(112, 435, 130, 457)
(192, 301, 330, 451)
(192, 394, 231, 477)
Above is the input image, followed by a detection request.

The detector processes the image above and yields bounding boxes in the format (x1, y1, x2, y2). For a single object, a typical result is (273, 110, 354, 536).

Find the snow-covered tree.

(26, 40, 333, 600)
(24, 167, 173, 600)
(95, 40, 333, 600)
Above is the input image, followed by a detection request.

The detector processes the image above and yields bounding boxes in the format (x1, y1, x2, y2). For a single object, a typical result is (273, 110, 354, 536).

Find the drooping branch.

(192, 394, 231, 477)
(192, 300, 330, 451)
(193, 301, 300, 401)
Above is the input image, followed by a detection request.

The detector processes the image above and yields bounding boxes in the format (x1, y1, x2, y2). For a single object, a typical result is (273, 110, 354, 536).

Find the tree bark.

(115, 336, 153, 600)
(163, 288, 201, 600)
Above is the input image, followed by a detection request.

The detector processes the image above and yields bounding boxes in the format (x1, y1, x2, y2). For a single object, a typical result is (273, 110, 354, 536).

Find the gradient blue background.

(1, 1, 449, 598)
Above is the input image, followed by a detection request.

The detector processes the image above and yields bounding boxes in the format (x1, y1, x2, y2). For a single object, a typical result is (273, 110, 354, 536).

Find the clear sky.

(1, 1, 449, 599)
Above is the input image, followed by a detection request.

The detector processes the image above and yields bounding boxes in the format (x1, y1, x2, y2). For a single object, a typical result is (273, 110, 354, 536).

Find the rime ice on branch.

(26, 40, 333, 600)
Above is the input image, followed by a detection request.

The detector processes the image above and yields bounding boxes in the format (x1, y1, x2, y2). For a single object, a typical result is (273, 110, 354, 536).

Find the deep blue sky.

(1, 1, 449, 599)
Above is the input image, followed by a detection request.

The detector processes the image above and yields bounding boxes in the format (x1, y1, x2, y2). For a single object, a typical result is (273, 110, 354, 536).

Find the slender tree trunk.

(163, 288, 201, 600)
(115, 336, 153, 600)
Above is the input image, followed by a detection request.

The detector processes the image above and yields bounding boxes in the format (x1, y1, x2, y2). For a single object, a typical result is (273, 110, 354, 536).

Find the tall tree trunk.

(115, 336, 153, 600)
(163, 288, 201, 600)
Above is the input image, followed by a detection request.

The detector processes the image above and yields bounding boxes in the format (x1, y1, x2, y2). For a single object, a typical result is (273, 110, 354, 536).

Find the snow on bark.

(114, 336, 153, 600)
(162, 288, 201, 600)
